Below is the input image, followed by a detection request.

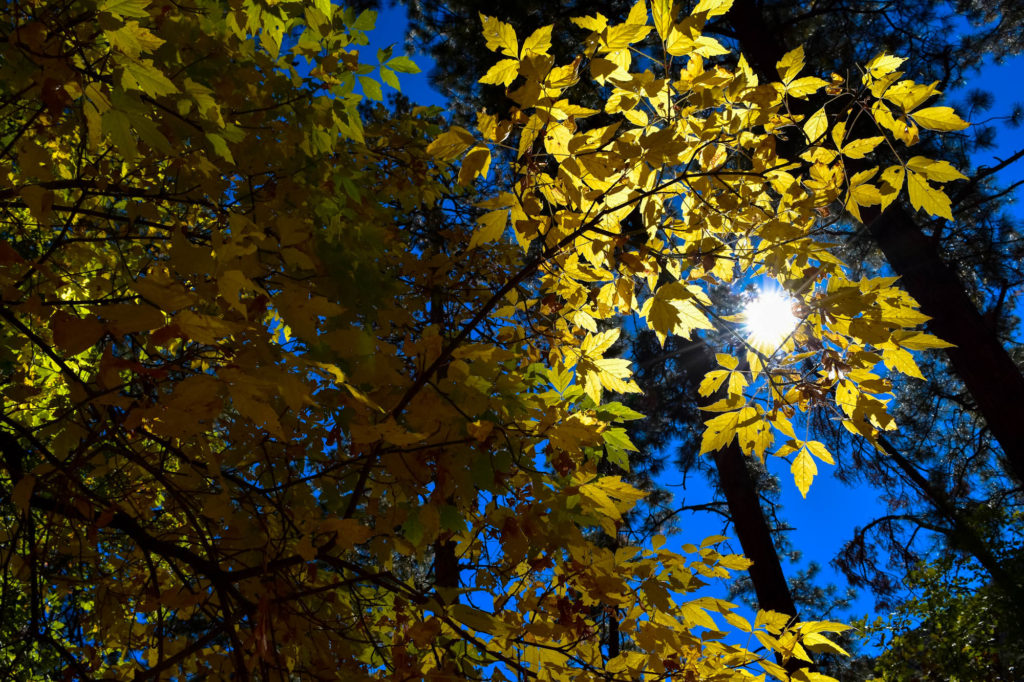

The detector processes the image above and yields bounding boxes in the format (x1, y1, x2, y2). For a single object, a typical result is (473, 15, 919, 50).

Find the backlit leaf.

(911, 106, 969, 131)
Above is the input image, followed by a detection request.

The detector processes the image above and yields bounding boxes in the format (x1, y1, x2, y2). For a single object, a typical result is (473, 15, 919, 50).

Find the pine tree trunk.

(686, 349, 805, 670)
(712, 441, 799, 619)
(865, 207, 1024, 486)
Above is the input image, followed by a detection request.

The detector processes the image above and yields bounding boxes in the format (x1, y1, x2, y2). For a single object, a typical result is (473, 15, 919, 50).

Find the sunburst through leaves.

(743, 286, 799, 353)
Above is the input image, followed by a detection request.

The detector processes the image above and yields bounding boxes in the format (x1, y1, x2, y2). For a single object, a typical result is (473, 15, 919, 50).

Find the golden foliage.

(0, 0, 965, 678)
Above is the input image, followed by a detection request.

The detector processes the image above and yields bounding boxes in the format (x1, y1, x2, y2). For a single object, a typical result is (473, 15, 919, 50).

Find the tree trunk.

(712, 442, 799, 619)
(686, 349, 805, 671)
(865, 208, 1024, 486)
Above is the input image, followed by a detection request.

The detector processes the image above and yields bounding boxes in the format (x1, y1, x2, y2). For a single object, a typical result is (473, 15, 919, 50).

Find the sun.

(743, 287, 799, 353)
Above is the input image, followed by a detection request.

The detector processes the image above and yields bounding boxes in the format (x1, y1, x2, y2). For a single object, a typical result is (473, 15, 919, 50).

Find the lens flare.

(743, 288, 799, 353)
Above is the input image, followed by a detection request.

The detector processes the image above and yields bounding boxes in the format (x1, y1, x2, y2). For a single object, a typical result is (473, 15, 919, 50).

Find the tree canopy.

(0, 0, 980, 678)
(397, 0, 1024, 669)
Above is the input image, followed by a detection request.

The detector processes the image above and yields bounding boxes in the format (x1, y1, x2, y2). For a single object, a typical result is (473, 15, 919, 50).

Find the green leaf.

(351, 9, 377, 31)
(605, 446, 630, 471)
(359, 75, 382, 101)
(402, 514, 423, 546)
(439, 505, 467, 533)
(595, 402, 645, 421)
(99, 0, 151, 18)
(603, 427, 639, 453)
(379, 66, 400, 91)
(450, 604, 501, 634)
(101, 109, 137, 160)
(205, 133, 234, 163)
(105, 22, 165, 57)
(387, 55, 421, 74)
(120, 59, 178, 96)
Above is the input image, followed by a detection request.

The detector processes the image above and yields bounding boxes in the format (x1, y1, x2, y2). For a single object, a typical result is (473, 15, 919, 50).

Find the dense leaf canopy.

(0, 0, 973, 678)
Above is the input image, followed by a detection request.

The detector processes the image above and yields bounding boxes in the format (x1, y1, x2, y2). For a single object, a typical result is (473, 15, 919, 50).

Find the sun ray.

(744, 286, 799, 354)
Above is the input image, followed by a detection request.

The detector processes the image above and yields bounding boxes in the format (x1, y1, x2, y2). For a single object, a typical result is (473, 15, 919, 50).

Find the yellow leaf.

(872, 101, 919, 145)
(450, 604, 502, 634)
(804, 440, 834, 465)
(846, 166, 882, 221)
(906, 156, 967, 182)
(883, 346, 925, 380)
(700, 409, 741, 453)
(318, 518, 372, 549)
(791, 449, 817, 497)
(594, 357, 642, 395)
(103, 303, 166, 337)
(906, 170, 953, 220)
(791, 668, 841, 681)
(227, 384, 284, 438)
(173, 310, 235, 344)
(470, 209, 508, 249)
(604, 22, 651, 49)
(879, 164, 905, 210)
(865, 53, 907, 78)
(786, 76, 828, 98)
(579, 475, 646, 521)
(776, 45, 805, 83)
(582, 328, 620, 356)
(755, 609, 792, 634)
(377, 419, 427, 446)
(693, 0, 734, 17)
(640, 284, 714, 345)
(479, 58, 519, 86)
(120, 59, 178, 96)
(651, 0, 673, 40)
(911, 106, 969, 131)
(105, 21, 165, 57)
(698, 369, 729, 397)
(701, 395, 745, 413)
(737, 411, 772, 459)
(850, 181, 882, 207)
(623, 108, 648, 127)
(888, 80, 939, 112)
(716, 353, 739, 370)
(217, 269, 259, 316)
(727, 370, 748, 396)
(426, 126, 476, 161)
(458, 145, 491, 185)
(99, 0, 151, 19)
(841, 136, 884, 159)
(896, 332, 954, 350)
(803, 107, 827, 143)
(571, 13, 609, 32)
(830, 119, 847, 148)
(723, 610, 752, 632)
(625, 0, 647, 25)
(769, 411, 797, 439)
(521, 25, 552, 56)
(801, 632, 850, 657)
(679, 601, 718, 629)
(479, 14, 518, 57)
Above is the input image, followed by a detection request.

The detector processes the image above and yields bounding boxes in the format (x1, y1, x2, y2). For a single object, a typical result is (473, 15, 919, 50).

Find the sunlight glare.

(744, 288, 799, 353)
